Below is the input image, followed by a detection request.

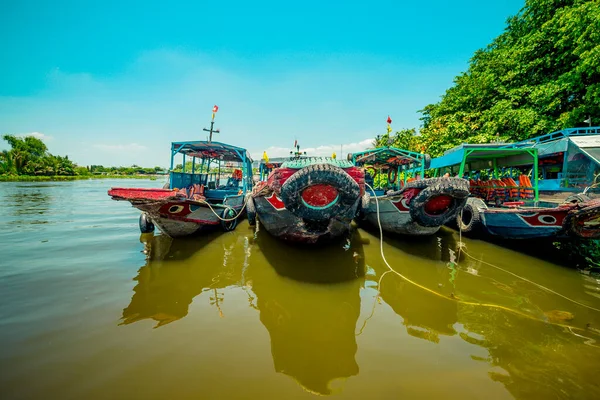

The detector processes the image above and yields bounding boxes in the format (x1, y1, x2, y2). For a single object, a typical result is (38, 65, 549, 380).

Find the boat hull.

(360, 197, 439, 235)
(458, 196, 600, 240)
(480, 208, 568, 239)
(358, 177, 471, 236)
(253, 195, 357, 244)
(108, 188, 244, 238)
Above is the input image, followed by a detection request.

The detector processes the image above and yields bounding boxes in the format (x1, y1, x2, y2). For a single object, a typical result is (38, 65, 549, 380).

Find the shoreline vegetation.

(0, 174, 163, 182)
(1, 134, 168, 182)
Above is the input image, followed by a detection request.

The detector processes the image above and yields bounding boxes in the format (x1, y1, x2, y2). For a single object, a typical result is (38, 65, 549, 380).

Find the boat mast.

(203, 105, 220, 142)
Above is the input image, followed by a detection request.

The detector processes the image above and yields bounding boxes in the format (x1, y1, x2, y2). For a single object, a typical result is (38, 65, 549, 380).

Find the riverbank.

(0, 175, 164, 182)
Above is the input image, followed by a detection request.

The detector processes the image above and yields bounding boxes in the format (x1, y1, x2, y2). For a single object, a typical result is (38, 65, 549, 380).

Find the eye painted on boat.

(168, 205, 185, 214)
(538, 215, 557, 225)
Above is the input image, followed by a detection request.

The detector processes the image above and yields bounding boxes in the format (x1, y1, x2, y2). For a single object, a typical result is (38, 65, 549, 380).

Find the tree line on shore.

(371, 0, 599, 270)
(0, 134, 166, 177)
(374, 0, 599, 155)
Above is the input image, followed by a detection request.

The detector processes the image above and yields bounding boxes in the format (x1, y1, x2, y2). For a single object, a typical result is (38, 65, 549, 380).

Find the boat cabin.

(168, 141, 253, 204)
(501, 127, 600, 192)
(350, 147, 430, 196)
(258, 160, 283, 181)
(429, 144, 541, 205)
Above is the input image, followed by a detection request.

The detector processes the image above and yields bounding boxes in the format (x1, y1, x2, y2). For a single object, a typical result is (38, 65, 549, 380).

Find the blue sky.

(1, 0, 524, 167)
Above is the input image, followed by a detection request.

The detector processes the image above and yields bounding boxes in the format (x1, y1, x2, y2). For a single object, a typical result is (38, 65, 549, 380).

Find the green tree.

(419, 0, 600, 156)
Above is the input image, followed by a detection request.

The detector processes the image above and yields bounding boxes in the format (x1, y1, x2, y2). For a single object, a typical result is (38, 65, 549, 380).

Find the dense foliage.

(1, 135, 166, 177)
(416, 0, 600, 157)
(1, 135, 77, 176)
(89, 165, 166, 175)
(371, 0, 600, 270)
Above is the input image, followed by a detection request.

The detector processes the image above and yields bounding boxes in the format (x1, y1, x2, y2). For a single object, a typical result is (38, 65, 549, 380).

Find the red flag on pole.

(387, 115, 392, 124)
(294, 140, 298, 148)
(213, 105, 219, 113)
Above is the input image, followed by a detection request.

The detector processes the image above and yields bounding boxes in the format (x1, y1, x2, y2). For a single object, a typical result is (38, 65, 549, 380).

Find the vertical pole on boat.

(459, 152, 467, 177)
(561, 143, 570, 188)
(203, 105, 220, 143)
(532, 149, 539, 203)
(170, 143, 175, 190)
(192, 157, 196, 174)
(170, 144, 175, 170)
(182, 154, 186, 173)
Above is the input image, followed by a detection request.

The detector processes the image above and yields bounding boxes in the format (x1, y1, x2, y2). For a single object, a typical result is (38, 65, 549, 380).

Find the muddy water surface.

(1, 179, 600, 399)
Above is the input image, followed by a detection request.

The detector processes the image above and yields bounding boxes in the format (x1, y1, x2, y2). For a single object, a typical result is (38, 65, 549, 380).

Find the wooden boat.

(429, 144, 600, 239)
(349, 147, 470, 235)
(108, 112, 253, 237)
(246, 144, 364, 243)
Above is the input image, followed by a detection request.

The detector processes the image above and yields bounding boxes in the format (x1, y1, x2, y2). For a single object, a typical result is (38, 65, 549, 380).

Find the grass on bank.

(0, 174, 162, 182)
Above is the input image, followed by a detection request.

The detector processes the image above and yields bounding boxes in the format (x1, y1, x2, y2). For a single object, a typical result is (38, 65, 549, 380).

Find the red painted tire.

(408, 178, 470, 227)
(280, 163, 361, 222)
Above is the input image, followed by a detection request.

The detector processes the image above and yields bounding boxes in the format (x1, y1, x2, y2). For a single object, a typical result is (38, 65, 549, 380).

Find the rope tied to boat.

(196, 194, 250, 222)
(364, 182, 600, 346)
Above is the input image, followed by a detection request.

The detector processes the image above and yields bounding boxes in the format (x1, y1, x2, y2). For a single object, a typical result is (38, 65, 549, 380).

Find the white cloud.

(258, 138, 374, 159)
(93, 143, 148, 152)
(16, 132, 53, 141)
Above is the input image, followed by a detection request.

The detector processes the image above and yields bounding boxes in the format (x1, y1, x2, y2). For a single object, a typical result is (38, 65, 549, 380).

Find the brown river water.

(1, 179, 600, 399)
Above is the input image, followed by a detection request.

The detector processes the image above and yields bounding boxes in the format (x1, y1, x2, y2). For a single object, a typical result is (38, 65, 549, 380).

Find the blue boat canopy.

(430, 144, 535, 170)
(171, 141, 253, 163)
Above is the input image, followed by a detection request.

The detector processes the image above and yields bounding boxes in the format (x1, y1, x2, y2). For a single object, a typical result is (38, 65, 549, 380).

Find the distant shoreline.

(0, 175, 166, 182)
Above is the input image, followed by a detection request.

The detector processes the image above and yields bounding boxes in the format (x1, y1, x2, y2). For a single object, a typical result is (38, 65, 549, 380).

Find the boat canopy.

(430, 144, 537, 172)
(499, 127, 600, 191)
(430, 145, 539, 201)
(171, 141, 252, 163)
(168, 140, 253, 194)
(351, 147, 428, 170)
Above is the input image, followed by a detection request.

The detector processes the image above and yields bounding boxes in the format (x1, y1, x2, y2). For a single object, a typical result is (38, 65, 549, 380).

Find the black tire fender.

(564, 193, 591, 204)
(139, 212, 155, 233)
(220, 206, 238, 232)
(245, 194, 256, 226)
(409, 177, 470, 227)
(357, 192, 371, 219)
(280, 163, 361, 221)
(456, 197, 487, 233)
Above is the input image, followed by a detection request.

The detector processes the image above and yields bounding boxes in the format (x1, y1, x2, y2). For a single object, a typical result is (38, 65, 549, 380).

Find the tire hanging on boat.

(139, 212, 155, 233)
(245, 194, 257, 226)
(220, 206, 238, 232)
(358, 192, 371, 219)
(564, 193, 591, 204)
(279, 163, 361, 222)
(563, 199, 600, 239)
(388, 168, 397, 184)
(408, 177, 470, 227)
(456, 197, 487, 234)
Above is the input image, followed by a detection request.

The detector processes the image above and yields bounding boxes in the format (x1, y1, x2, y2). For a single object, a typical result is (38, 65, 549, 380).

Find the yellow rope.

(196, 194, 249, 222)
(364, 183, 600, 343)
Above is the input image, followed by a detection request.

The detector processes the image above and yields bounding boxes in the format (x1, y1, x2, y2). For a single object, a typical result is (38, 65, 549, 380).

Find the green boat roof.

(281, 157, 354, 169)
(350, 147, 426, 168)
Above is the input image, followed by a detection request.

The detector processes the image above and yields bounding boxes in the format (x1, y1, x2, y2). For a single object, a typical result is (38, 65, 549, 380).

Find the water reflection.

(367, 228, 600, 399)
(381, 226, 460, 263)
(121, 227, 366, 395)
(457, 307, 600, 399)
(250, 229, 365, 394)
(121, 231, 245, 327)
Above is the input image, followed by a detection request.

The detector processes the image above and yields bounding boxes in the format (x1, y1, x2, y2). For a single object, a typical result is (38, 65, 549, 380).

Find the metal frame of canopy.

(430, 146, 540, 202)
(169, 141, 253, 193)
(350, 147, 428, 186)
